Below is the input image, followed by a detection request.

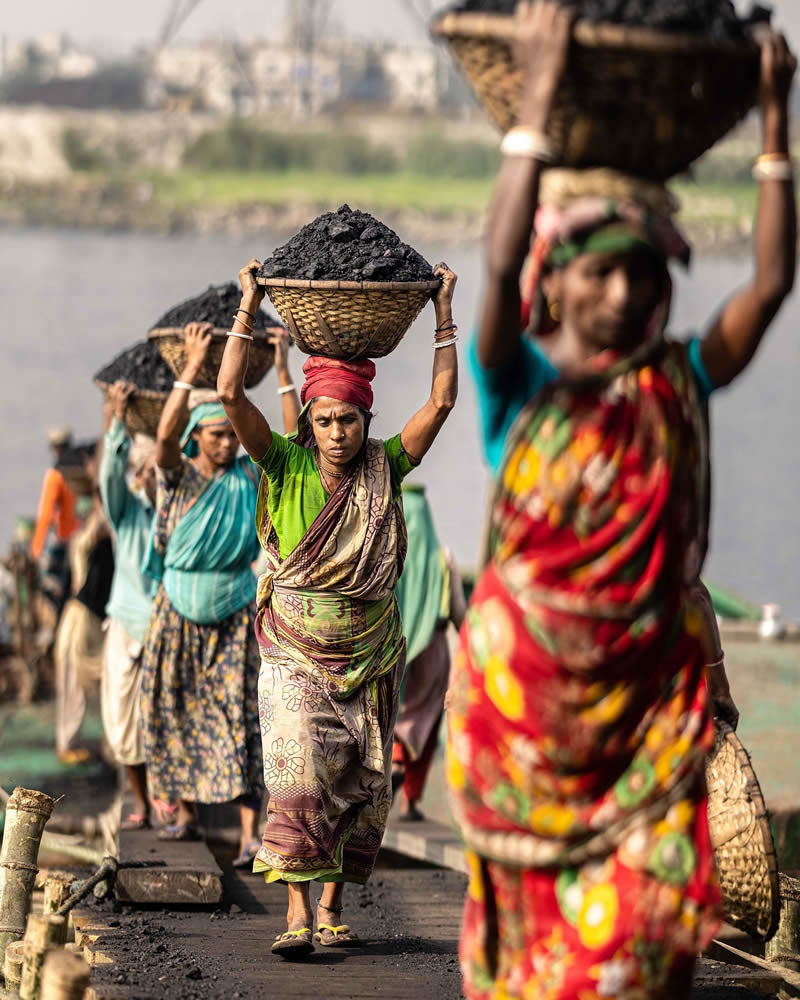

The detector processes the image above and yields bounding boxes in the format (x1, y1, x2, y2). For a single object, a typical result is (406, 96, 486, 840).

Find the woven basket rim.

(93, 377, 169, 400)
(256, 277, 441, 292)
(432, 11, 759, 55)
(147, 325, 273, 340)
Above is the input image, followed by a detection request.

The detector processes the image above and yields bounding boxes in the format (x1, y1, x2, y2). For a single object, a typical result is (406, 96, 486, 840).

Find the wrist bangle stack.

(173, 380, 194, 391)
(227, 330, 254, 342)
(753, 153, 794, 182)
(277, 384, 296, 396)
(433, 336, 458, 350)
(232, 313, 254, 333)
(500, 126, 556, 164)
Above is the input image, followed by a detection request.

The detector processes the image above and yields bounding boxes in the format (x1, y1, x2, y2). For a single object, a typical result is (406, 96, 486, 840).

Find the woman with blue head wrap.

(140, 323, 297, 863)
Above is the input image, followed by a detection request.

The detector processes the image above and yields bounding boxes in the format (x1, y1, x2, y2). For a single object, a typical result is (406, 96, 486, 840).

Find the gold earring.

(548, 299, 561, 322)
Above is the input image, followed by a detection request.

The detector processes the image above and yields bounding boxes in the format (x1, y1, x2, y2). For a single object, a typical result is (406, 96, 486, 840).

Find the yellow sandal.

(314, 923, 361, 947)
(271, 927, 315, 959)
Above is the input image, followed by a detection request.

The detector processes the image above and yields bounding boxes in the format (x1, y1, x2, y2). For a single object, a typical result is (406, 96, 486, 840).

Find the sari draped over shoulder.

(253, 437, 408, 884)
(139, 454, 263, 805)
(144, 456, 261, 625)
(448, 338, 721, 999)
(255, 438, 407, 698)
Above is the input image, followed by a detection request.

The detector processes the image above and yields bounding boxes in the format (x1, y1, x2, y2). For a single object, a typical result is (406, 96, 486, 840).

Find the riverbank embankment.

(0, 105, 783, 249)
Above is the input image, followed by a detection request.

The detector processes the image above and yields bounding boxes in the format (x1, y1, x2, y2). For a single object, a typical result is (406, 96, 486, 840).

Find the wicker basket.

(705, 721, 780, 941)
(94, 379, 168, 438)
(147, 327, 274, 389)
(432, 13, 760, 180)
(256, 278, 441, 359)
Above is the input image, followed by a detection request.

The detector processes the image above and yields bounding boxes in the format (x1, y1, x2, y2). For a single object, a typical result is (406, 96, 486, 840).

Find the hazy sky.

(5, 0, 800, 48)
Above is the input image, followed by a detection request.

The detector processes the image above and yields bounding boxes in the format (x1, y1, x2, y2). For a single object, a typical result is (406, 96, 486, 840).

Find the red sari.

(447, 338, 721, 1000)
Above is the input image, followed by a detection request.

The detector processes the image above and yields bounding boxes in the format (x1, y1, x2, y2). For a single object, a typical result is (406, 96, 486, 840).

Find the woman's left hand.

(239, 258, 266, 309)
(757, 28, 797, 112)
(269, 326, 291, 373)
(433, 262, 458, 322)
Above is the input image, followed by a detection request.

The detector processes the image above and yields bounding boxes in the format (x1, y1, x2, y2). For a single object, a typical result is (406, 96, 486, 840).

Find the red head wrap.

(300, 356, 376, 411)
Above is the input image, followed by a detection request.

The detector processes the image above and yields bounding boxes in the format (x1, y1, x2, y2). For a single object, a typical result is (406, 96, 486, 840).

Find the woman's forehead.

(312, 398, 360, 419)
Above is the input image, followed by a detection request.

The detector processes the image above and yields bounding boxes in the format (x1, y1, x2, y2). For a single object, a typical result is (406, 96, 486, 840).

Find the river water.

(1, 227, 798, 615)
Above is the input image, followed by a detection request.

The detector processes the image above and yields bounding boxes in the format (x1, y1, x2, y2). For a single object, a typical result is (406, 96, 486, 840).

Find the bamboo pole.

(766, 873, 800, 998)
(39, 951, 89, 1000)
(0, 789, 55, 962)
(3, 940, 25, 994)
(41, 883, 71, 919)
(19, 915, 65, 1000)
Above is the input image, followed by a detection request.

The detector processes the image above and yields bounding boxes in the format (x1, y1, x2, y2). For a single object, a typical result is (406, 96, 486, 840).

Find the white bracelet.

(227, 330, 254, 342)
(433, 336, 458, 350)
(500, 126, 556, 164)
(173, 380, 194, 391)
(753, 160, 794, 182)
(277, 384, 296, 395)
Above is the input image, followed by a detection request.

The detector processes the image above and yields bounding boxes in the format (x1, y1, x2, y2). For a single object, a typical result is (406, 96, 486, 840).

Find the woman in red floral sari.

(447, 4, 797, 998)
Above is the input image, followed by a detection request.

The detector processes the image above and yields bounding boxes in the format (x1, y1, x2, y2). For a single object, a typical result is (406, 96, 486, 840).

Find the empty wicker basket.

(432, 12, 760, 180)
(705, 720, 780, 941)
(256, 278, 440, 359)
(148, 327, 274, 389)
(94, 379, 168, 439)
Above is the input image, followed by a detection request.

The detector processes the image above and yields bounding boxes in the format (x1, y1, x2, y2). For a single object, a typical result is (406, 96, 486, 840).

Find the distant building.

(382, 47, 440, 113)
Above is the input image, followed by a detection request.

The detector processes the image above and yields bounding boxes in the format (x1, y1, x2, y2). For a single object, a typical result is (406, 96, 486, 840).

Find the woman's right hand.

(514, 0, 576, 128)
(239, 258, 266, 310)
(183, 321, 213, 369)
(109, 380, 135, 420)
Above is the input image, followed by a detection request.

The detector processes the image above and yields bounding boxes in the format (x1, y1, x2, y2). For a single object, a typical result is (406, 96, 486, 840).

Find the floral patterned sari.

(447, 337, 721, 999)
(253, 439, 407, 883)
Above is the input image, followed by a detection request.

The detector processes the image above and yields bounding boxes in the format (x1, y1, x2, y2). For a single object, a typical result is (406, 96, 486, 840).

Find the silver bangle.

(173, 380, 194, 391)
(500, 126, 556, 163)
(277, 384, 296, 395)
(227, 330, 254, 342)
(433, 336, 458, 349)
(753, 159, 794, 182)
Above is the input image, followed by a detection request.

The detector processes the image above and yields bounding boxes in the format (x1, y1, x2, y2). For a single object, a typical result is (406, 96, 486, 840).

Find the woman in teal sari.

(141, 323, 265, 857)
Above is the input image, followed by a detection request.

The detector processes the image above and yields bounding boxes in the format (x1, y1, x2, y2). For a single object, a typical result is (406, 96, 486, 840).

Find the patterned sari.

(447, 337, 721, 999)
(254, 438, 407, 883)
(140, 456, 263, 805)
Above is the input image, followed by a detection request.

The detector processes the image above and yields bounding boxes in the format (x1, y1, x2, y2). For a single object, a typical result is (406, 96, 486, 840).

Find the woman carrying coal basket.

(217, 256, 458, 958)
(140, 322, 298, 866)
(446, 3, 796, 998)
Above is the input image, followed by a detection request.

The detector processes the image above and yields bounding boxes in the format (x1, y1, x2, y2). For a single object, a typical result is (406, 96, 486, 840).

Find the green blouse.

(255, 432, 416, 559)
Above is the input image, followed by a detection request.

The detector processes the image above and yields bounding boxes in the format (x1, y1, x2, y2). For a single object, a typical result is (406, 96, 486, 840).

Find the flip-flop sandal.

(150, 798, 178, 825)
(157, 822, 203, 842)
(314, 923, 361, 947)
(232, 838, 261, 869)
(120, 813, 151, 831)
(271, 928, 314, 959)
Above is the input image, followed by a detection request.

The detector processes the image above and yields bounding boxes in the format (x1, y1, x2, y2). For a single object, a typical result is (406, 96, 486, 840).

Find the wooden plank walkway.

(115, 826, 223, 906)
(84, 861, 465, 1000)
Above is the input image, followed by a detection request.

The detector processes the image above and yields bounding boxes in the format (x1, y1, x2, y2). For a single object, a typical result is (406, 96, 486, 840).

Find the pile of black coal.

(450, 0, 770, 40)
(151, 283, 275, 330)
(94, 341, 174, 392)
(259, 205, 435, 283)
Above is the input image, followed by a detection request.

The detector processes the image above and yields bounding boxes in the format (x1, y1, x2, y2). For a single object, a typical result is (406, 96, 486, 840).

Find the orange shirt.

(31, 468, 78, 558)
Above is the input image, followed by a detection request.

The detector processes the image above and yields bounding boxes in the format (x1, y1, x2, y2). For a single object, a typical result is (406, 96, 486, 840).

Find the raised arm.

(400, 264, 459, 462)
(700, 32, 797, 388)
(98, 381, 135, 528)
(156, 322, 212, 469)
(270, 326, 301, 435)
(478, 1, 575, 368)
(217, 259, 274, 462)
